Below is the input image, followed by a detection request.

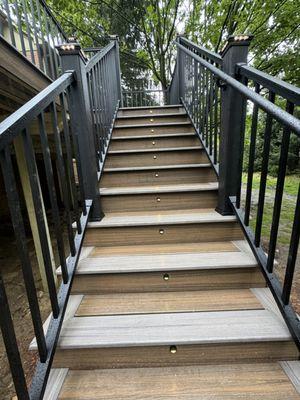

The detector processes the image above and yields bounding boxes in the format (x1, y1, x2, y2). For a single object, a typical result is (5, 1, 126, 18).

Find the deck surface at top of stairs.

(40, 105, 300, 400)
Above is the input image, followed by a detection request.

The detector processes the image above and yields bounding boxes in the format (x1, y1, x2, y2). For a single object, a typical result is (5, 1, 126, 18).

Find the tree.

(139, 0, 181, 90)
(48, 0, 184, 90)
(185, 0, 300, 86)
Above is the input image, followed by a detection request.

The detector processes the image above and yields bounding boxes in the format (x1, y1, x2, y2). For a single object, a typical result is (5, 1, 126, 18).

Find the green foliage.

(49, 0, 299, 91)
(243, 102, 300, 176)
(185, 0, 300, 86)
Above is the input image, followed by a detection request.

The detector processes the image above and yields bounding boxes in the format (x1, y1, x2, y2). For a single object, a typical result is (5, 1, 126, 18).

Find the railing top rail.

(179, 36, 223, 65)
(237, 64, 300, 106)
(177, 42, 300, 136)
(85, 41, 115, 72)
(39, 0, 69, 40)
(0, 71, 74, 150)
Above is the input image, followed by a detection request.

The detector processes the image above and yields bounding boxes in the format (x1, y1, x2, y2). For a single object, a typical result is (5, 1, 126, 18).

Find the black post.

(216, 35, 253, 215)
(177, 34, 184, 103)
(57, 41, 103, 220)
(109, 35, 123, 107)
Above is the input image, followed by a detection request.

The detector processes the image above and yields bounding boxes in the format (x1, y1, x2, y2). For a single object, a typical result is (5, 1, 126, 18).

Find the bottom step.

(46, 362, 300, 399)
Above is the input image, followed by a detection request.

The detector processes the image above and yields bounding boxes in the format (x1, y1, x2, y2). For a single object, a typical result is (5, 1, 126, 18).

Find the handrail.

(179, 36, 223, 65)
(39, 0, 68, 40)
(237, 64, 300, 105)
(174, 36, 300, 350)
(0, 72, 74, 149)
(85, 39, 121, 170)
(0, 66, 90, 399)
(177, 42, 300, 136)
(85, 41, 115, 72)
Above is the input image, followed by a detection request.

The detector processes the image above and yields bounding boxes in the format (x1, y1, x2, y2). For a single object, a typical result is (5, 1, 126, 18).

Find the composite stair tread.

(87, 209, 236, 228)
(100, 182, 218, 195)
(103, 163, 211, 172)
(29, 288, 292, 351)
(117, 112, 187, 119)
(76, 288, 264, 316)
(119, 104, 183, 110)
(46, 363, 300, 400)
(40, 308, 291, 349)
(114, 121, 192, 129)
(111, 132, 197, 139)
(77, 241, 240, 257)
(108, 146, 202, 154)
(66, 245, 257, 275)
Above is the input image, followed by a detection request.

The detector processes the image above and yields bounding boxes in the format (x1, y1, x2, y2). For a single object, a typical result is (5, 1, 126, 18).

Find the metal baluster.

(199, 62, 203, 136)
(0, 147, 47, 360)
(50, 102, 75, 256)
(0, 272, 29, 399)
(88, 69, 101, 167)
(254, 91, 276, 246)
(42, 6, 55, 79)
(21, 128, 59, 317)
(21, 0, 35, 64)
(244, 83, 260, 226)
(66, 87, 87, 216)
(213, 82, 219, 164)
(209, 71, 213, 156)
(266, 101, 295, 273)
(13, 0, 26, 55)
(29, 0, 44, 71)
(37, 112, 68, 283)
(59, 93, 82, 234)
(3, 0, 16, 47)
(204, 63, 209, 145)
(48, 20, 60, 78)
(235, 75, 248, 209)
(35, 0, 49, 76)
(282, 183, 300, 304)
(100, 58, 107, 143)
(97, 63, 106, 156)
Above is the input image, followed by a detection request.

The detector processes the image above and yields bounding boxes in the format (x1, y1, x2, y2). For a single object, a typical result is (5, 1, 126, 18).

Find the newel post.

(216, 34, 253, 215)
(57, 40, 103, 220)
(109, 35, 123, 107)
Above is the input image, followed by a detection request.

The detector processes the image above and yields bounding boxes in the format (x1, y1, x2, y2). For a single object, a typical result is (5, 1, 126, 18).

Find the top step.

(118, 105, 184, 117)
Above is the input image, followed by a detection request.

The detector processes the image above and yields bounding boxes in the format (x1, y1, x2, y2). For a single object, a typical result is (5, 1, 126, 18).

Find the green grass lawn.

(241, 173, 299, 245)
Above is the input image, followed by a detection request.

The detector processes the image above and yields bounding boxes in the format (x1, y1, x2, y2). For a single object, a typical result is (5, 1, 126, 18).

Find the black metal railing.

(233, 64, 300, 326)
(170, 36, 223, 172)
(1, 0, 68, 79)
(122, 88, 168, 108)
(85, 40, 121, 170)
(0, 71, 91, 399)
(171, 35, 300, 348)
(0, 35, 122, 398)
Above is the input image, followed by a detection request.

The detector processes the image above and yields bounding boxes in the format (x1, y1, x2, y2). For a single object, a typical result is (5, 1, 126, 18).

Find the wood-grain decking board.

(74, 250, 257, 275)
(51, 309, 291, 349)
(76, 289, 263, 316)
(57, 363, 300, 399)
(100, 182, 218, 195)
(89, 241, 237, 256)
(70, 267, 265, 294)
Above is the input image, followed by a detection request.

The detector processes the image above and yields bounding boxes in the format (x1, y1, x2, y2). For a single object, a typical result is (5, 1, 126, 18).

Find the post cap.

(220, 34, 253, 56)
(56, 41, 81, 54)
(108, 34, 119, 41)
(56, 39, 88, 61)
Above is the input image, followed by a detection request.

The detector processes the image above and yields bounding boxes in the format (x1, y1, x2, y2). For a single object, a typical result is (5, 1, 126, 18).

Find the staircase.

(34, 105, 300, 399)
